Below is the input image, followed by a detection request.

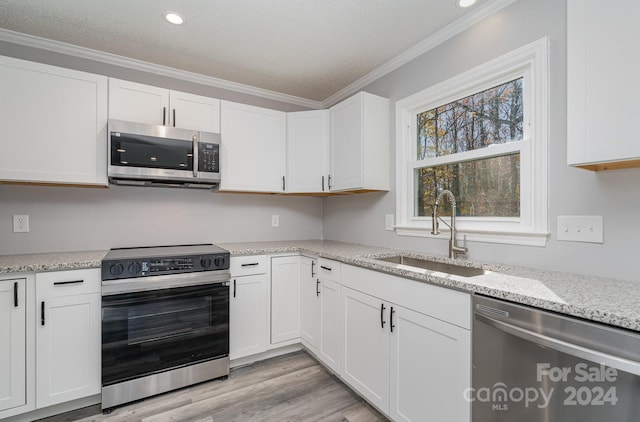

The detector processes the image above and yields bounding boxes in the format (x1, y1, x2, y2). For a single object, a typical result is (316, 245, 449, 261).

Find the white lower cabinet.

(35, 269, 101, 408)
(0, 278, 26, 413)
(230, 273, 268, 360)
(389, 304, 471, 422)
(340, 264, 471, 422)
(341, 287, 390, 411)
(299, 256, 320, 350)
(317, 259, 342, 373)
(270, 256, 300, 344)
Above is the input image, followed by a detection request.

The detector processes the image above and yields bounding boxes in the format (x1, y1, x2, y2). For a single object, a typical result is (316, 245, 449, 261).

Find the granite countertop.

(1, 240, 638, 332)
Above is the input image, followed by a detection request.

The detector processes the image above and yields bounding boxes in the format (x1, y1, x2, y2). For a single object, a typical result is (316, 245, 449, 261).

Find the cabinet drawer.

(230, 255, 267, 276)
(36, 268, 101, 298)
(318, 258, 341, 282)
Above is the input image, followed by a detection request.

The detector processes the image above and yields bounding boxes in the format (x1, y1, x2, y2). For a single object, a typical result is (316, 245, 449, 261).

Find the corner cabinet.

(270, 256, 300, 344)
(299, 256, 320, 350)
(0, 56, 108, 186)
(0, 278, 26, 414)
(35, 269, 101, 408)
(567, 0, 640, 171)
(108, 78, 221, 133)
(329, 92, 390, 191)
(220, 101, 287, 192)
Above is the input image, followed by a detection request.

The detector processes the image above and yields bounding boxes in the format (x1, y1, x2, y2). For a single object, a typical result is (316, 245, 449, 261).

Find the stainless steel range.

(100, 244, 230, 412)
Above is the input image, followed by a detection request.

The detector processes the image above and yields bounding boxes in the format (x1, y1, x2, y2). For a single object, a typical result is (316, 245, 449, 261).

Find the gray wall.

(323, 0, 640, 282)
(0, 184, 322, 254)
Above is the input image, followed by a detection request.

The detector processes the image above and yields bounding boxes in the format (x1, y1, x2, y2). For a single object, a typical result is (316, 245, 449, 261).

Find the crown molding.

(321, 0, 519, 108)
(0, 28, 324, 110)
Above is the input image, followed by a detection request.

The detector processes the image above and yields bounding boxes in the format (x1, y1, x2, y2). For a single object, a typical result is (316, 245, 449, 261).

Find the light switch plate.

(557, 215, 603, 243)
(385, 214, 394, 231)
(271, 215, 280, 227)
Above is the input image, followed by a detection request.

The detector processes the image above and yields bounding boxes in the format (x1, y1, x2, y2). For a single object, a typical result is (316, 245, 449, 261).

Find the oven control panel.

(102, 246, 230, 281)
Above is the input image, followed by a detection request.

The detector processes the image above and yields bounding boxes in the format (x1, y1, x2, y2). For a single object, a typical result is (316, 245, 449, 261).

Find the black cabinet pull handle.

(241, 262, 259, 267)
(233, 279, 236, 298)
(316, 279, 320, 297)
(53, 280, 84, 286)
(380, 303, 386, 328)
(311, 260, 316, 277)
(13, 282, 18, 307)
(390, 306, 395, 333)
(282, 176, 286, 191)
(322, 176, 325, 192)
(173, 108, 176, 127)
(328, 174, 332, 190)
(41, 301, 45, 326)
(320, 265, 332, 271)
(162, 107, 166, 125)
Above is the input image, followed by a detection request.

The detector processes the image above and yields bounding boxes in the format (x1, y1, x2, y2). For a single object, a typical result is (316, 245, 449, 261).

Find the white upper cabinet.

(329, 92, 390, 191)
(567, 0, 640, 170)
(220, 101, 287, 192)
(286, 110, 329, 193)
(0, 56, 108, 186)
(108, 78, 220, 133)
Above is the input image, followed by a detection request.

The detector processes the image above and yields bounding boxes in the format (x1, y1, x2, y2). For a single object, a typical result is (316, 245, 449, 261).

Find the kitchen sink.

(374, 255, 487, 278)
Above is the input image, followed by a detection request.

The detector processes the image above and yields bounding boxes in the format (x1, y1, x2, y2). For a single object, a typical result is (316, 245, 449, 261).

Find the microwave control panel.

(198, 143, 219, 173)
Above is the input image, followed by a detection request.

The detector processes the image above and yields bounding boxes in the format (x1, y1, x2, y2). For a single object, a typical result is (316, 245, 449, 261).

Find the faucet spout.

(431, 190, 468, 259)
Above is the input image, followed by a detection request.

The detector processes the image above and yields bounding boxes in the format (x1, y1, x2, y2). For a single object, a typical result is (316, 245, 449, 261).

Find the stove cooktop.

(101, 244, 230, 281)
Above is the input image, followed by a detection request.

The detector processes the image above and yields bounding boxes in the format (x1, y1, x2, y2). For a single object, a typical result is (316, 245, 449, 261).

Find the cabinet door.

(36, 293, 101, 408)
(330, 93, 363, 191)
(341, 287, 390, 412)
(300, 257, 320, 350)
(230, 274, 267, 359)
(567, 0, 640, 168)
(287, 110, 329, 193)
(319, 278, 341, 373)
(108, 78, 169, 125)
(0, 279, 26, 413)
(389, 305, 471, 422)
(0, 56, 108, 186)
(220, 101, 287, 192)
(270, 256, 300, 344)
(169, 91, 221, 133)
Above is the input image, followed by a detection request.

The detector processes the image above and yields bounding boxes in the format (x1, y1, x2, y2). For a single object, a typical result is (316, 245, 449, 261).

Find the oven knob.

(213, 256, 225, 268)
(109, 263, 124, 277)
(128, 262, 142, 275)
(200, 257, 212, 269)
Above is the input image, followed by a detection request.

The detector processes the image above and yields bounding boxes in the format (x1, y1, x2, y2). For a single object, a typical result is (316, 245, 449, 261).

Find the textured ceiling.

(0, 0, 488, 102)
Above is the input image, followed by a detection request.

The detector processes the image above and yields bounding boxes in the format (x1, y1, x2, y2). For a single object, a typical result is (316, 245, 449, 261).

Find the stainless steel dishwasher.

(472, 295, 640, 421)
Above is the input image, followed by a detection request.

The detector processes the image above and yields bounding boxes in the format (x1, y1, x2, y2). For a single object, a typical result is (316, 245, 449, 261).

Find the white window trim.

(395, 37, 549, 247)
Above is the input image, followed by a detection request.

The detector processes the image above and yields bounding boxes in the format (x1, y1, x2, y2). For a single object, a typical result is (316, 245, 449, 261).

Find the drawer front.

(36, 268, 101, 299)
(230, 255, 267, 276)
(318, 258, 341, 283)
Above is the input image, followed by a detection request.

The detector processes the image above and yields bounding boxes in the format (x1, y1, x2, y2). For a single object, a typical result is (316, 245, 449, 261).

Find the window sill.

(394, 225, 549, 247)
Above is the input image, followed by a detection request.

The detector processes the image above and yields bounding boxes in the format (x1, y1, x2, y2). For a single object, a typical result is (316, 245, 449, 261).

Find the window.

(395, 38, 548, 246)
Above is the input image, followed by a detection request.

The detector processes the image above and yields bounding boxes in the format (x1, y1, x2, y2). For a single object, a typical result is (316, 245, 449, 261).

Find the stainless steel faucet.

(431, 190, 468, 259)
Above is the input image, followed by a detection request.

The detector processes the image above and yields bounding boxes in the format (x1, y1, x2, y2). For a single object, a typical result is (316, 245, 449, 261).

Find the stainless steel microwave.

(107, 119, 221, 189)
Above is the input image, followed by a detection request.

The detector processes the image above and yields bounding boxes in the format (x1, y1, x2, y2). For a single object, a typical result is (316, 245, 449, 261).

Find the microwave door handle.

(475, 313, 640, 377)
(193, 134, 198, 178)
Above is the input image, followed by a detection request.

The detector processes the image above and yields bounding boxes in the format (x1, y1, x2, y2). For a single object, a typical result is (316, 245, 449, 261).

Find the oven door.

(101, 280, 229, 386)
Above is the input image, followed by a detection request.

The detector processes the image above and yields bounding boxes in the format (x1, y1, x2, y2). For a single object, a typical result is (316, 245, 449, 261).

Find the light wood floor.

(40, 351, 389, 422)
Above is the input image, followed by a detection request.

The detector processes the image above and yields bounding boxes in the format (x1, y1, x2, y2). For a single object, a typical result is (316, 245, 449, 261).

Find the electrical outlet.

(271, 215, 280, 227)
(557, 215, 603, 243)
(13, 215, 29, 233)
(385, 214, 395, 231)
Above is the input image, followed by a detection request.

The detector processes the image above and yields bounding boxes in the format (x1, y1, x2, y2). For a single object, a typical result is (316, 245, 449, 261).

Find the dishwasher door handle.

(476, 313, 640, 377)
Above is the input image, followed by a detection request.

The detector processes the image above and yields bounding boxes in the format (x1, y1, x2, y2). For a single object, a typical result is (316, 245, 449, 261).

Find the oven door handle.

(476, 313, 640, 376)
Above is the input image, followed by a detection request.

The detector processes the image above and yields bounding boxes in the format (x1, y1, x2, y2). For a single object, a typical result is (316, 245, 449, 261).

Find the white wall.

(323, 0, 640, 282)
(0, 185, 322, 254)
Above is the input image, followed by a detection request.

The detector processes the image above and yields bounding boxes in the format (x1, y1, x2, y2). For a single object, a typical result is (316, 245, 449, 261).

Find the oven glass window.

(110, 132, 194, 170)
(102, 283, 228, 386)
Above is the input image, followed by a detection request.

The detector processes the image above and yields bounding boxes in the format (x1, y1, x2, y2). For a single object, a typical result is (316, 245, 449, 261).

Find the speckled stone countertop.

(2, 240, 639, 332)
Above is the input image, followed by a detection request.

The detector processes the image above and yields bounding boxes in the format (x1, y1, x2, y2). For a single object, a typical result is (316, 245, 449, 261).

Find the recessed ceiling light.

(457, 0, 477, 8)
(165, 12, 184, 25)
